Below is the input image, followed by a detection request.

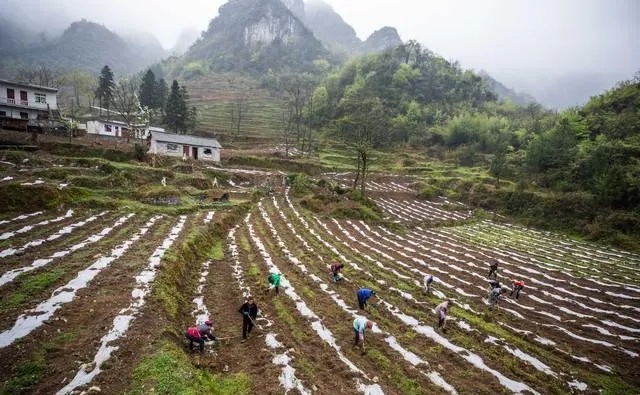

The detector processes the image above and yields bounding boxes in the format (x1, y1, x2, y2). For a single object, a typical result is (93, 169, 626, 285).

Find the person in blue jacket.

(353, 316, 373, 349)
(357, 288, 376, 310)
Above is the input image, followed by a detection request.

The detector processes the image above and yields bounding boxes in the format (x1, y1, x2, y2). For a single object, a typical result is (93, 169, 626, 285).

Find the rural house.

(148, 131, 221, 162)
(0, 78, 59, 130)
(86, 119, 164, 139)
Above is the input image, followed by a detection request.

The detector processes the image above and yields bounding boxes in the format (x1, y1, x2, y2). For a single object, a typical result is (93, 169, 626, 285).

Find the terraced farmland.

(0, 160, 639, 394)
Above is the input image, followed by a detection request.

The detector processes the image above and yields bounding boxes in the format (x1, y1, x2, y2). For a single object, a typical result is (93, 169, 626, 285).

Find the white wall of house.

(86, 120, 129, 137)
(0, 81, 57, 112)
(150, 140, 220, 162)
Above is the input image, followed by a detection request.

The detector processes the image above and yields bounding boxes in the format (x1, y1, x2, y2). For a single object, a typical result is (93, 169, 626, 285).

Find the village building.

(85, 118, 165, 139)
(0, 79, 59, 130)
(148, 130, 221, 162)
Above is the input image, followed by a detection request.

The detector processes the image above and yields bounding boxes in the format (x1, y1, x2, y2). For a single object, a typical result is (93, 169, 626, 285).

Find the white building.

(0, 79, 58, 127)
(86, 119, 165, 139)
(149, 131, 221, 162)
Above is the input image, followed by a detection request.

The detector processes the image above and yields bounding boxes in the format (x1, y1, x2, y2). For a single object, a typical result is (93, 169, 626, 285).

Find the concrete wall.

(0, 82, 57, 115)
(150, 140, 220, 162)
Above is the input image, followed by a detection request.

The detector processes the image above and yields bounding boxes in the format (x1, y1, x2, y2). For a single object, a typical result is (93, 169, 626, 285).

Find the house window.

(104, 124, 112, 132)
(35, 93, 47, 103)
(204, 148, 212, 155)
(20, 112, 29, 119)
(114, 126, 119, 132)
(166, 143, 178, 151)
(0, 111, 6, 117)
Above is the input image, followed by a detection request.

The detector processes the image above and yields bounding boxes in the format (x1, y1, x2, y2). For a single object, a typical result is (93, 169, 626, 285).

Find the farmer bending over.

(353, 316, 373, 349)
(185, 320, 216, 353)
(488, 287, 507, 307)
(330, 263, 345, 283)
(510, 279, 525, 299)
(424, 275, 434, 293)
(267, 272, 282, 295)
(435, 300, 453, 331)
(357, 288, 376, 310)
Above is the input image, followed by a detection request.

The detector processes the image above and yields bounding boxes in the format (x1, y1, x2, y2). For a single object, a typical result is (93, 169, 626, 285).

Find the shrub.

(133, 143, 148, 162)
(0, 184, 61, 211)
(416, 183, 440, 199)
(330, 205, 381, 221)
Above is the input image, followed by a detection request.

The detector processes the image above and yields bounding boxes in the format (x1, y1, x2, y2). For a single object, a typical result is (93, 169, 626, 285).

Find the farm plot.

(372, 197, 473, 225)
(322, 172, 417, 193)
(0, 210, 205, 394)
(231, 191, 639, 393)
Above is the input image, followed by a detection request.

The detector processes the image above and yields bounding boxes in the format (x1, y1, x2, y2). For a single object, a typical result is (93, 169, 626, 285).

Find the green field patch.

(1, 269, 65, 311)
(127, 341, 250, 395)
(0, 353, 45, 395)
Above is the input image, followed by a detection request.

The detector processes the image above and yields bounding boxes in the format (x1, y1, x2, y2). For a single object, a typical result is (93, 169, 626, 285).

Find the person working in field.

(238, 295, 259, 343)
(489, 279, 501, 290)
(330, 263, 345, 283)
(435, 300, 453, 332)
(423, 275, 434, 293)
(488, 286, 507, 307)
(353, 316, 374, 350)
(357, 288, 376, 310)
(185, 320, 217, 353)
(267, 272, 282, 295)
(487, 261, 499, 279)
(510, 279, 525, 299)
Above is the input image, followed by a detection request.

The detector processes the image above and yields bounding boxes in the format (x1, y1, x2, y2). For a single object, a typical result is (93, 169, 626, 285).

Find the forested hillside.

(302, 42, 639, 249)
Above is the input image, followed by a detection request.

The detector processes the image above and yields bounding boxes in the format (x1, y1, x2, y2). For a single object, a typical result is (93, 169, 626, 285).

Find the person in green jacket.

(267, 272, 282, 295)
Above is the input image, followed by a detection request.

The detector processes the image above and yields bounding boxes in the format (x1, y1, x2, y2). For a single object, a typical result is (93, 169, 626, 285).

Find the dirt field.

(0, 162, 639, 394)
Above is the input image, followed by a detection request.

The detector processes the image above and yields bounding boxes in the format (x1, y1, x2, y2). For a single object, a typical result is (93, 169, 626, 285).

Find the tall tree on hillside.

(139, 69, 157, 110)
(336, 82, 387, 197)
(156, 78, 169, 118)
(163, 80, 195, 134)
(164, 80, 183, 133)
(95, 65, 115, 118)
(280, 73, 315, 150)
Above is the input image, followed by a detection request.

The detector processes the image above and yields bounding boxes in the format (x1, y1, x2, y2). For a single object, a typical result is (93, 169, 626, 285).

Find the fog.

(3, 0, 638, 107)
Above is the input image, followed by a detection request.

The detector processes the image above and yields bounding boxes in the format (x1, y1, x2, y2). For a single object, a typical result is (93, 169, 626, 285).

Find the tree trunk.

(353, 153, 361, 189)
(360, 150, 367, 198)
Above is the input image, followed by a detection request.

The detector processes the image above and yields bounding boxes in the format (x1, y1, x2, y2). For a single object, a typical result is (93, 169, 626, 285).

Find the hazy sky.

(4, 0, 639, 103)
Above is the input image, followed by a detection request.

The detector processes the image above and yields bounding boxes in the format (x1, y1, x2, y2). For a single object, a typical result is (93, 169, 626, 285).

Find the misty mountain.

(302, 0, 362, 53)
(0, 19, 166, 77)
(124, 31, 168, 70)
(186, 0, 329, 73)
(283, 0, 402, 55)
(478, 71, 536, 106)
(363, 27, 403, 54)
(516, 72, 632, 109)
(171, 28, 202, 55)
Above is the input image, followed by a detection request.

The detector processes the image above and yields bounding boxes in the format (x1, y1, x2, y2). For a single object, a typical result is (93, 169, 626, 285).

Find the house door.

(183, 145, 190, 158)
(7, 89, 14, 104)
(20, 91, 28, 105)
(192, 147, 198, 160)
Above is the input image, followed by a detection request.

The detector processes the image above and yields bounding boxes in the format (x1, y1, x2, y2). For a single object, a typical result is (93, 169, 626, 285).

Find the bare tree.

(281, 107, 295, 157)
(112, 78, 141, 141)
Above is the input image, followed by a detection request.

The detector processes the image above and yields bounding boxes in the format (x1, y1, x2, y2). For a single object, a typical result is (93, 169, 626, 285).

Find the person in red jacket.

(330, 263, 344, 283)
(185, 320, 216, 353)
(510, 279, 525, 299)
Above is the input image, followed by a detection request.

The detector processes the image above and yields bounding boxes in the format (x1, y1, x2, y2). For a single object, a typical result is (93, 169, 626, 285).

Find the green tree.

(164, 80, 182, 133)
(139, 69, 157, 110)
(156, 78, 169, 118)
(95, 65, 115, 119)
(163, 80, 193, 134)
